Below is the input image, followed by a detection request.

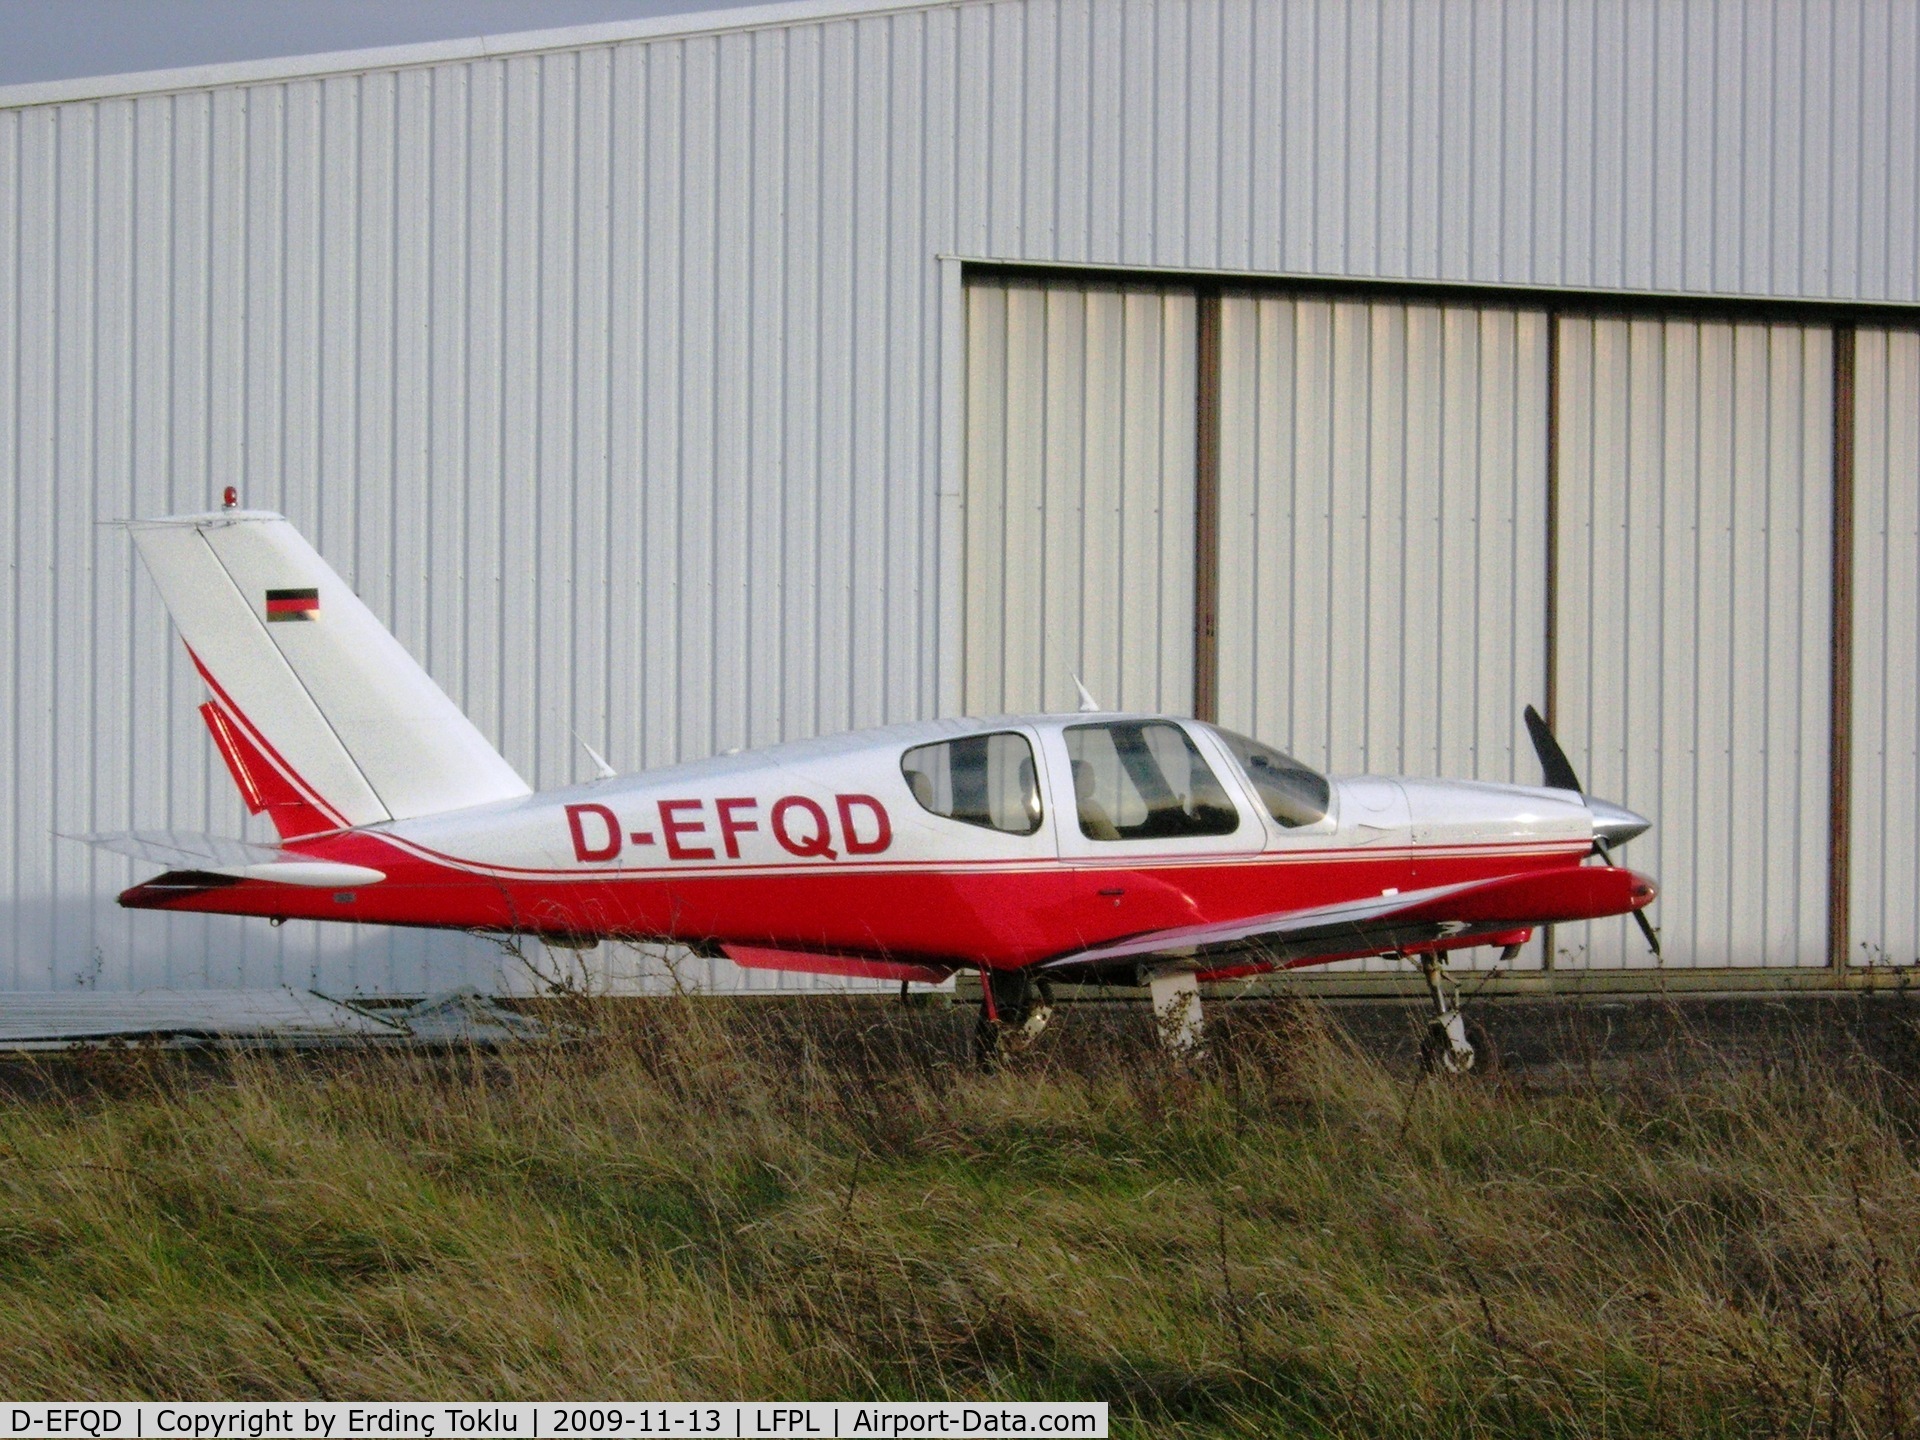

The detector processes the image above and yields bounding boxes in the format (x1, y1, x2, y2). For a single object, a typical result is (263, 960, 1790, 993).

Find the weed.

(0, 996, 1914, 1437)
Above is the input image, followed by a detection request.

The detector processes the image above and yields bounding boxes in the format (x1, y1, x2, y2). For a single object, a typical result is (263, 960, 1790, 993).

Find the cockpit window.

(1213, 728, 1331, 828)
(1063, 721, 1240, 840)
(901, 732, 1043, 835)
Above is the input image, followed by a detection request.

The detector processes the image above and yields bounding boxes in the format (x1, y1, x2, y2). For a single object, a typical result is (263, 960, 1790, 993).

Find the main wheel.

(985, 969, 1039, 1028)
(973, 971, 1053, 1069)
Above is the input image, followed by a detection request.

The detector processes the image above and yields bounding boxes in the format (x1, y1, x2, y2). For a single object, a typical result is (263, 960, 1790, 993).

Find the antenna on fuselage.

(1071, 674, 1102, 713)
(571, 729, 618, 782)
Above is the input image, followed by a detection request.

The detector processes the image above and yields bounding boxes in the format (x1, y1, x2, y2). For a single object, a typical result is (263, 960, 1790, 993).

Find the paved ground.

(1315, 989, 1920, 1085)
(989, 984, 1920, 1087)
(4, 987, 1916, 1098)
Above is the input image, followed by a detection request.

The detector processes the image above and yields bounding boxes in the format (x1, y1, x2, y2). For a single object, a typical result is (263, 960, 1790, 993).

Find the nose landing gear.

(1417, 951, 1479, 1073)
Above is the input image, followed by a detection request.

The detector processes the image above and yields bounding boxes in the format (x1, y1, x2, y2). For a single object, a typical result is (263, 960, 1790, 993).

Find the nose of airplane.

(1588, 796, 1651, 850)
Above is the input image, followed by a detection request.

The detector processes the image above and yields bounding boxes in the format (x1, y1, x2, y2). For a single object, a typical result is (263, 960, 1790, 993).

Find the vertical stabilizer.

(131, 511, 530, 834)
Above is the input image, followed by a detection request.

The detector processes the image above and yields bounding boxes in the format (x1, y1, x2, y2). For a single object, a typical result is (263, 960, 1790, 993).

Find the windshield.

(1212, 728, 1331, 828)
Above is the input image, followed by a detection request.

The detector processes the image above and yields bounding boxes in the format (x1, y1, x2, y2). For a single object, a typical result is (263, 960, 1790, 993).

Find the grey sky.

(0, 0, 751, 88)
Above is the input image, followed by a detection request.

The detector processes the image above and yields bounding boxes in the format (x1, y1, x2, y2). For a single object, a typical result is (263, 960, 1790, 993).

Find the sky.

(0, 0, 752, 88)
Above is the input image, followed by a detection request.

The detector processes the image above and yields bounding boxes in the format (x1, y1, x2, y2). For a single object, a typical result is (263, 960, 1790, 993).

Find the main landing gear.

(972, 969, 1055, 1068)
(973, 962, 1208, 1067)
(1143, 963, 1205, 1057)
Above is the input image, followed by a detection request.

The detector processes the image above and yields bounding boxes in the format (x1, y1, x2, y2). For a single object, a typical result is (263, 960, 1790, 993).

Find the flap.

(723, 943, 955, 986)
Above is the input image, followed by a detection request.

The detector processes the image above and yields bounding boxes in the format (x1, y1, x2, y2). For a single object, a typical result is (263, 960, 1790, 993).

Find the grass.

(1, 992, 1918, 1438)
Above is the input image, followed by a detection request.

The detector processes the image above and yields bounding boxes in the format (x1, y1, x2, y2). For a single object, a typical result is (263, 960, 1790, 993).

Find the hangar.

(0, 0, 1915, 997)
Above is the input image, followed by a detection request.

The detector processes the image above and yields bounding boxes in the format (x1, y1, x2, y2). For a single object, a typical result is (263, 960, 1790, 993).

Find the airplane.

(89, 496, 1659, 1070)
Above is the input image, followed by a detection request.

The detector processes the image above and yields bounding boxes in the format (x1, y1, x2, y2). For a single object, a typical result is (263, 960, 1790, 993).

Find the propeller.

(1523, 704, 1661, 958)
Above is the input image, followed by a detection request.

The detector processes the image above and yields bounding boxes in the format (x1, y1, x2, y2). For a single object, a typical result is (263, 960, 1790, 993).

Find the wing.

(1039, 864, 1655, 985)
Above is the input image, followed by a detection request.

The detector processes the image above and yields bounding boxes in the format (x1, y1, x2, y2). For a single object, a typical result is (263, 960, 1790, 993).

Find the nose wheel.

(1417, 952, 1479, 1074)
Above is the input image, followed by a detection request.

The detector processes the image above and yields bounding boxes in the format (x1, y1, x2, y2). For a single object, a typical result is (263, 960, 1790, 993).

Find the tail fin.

(131, 510, 530, 836)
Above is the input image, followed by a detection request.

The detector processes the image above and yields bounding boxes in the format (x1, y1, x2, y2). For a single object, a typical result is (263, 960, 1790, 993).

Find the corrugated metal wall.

(962, 279, 1196, 716)
(10, 0, 1920, 302)
(1851, 328, 1920, 967)
(1554, 317, 1833, 968)
(3, 0, 1918, 991)
(1214, 297, 1550, 783)
(942, 0, 1920, 304)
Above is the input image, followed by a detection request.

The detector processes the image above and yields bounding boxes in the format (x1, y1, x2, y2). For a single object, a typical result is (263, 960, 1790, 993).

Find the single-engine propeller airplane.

(92, 500, 1659, 1069)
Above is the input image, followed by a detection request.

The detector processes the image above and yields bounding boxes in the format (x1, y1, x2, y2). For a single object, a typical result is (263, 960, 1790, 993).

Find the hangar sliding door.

(1214, 297, 1551, 785)
(1212, 296, 1551, 969)
(1851, 329, 1920, 968)
(1555, 318, 1833, 969)
(962, 279, 1198, 715)
(963, 276, 1852, 976)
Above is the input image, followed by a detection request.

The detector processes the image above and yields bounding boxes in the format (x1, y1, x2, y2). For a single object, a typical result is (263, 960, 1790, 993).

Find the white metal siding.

(1214, 295, 1549, 969)
(1215, 296, 1550, 780)
(962, 278, 1196, 715)
(1555, 317, 1833, 969)
(949, 0, 1919, 303)
(7, 0, 1920, 305)
(1851, 328, 1920, 967)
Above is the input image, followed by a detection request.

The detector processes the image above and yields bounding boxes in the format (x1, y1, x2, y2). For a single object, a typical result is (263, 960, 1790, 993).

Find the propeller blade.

(1632, 906, 1663, 958)
(1523, 704, 1585, 795)
(1594, 840, 1663, 958)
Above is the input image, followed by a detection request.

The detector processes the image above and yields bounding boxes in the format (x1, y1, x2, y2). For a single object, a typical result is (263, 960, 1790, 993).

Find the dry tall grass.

(1, 995, 1917, 1438)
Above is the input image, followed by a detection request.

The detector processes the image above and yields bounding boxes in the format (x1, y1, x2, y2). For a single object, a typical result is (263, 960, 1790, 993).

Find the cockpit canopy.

(898, 717, 1330, 840)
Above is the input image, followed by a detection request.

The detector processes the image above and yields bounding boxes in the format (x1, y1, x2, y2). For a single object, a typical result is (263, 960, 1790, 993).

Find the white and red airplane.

(93, 501, 1658, 1068)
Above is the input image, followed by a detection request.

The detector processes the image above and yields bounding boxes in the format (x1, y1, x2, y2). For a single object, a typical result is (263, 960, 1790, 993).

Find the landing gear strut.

(973, 969, 1054, 1067)
(1143, 963, 1205, 1057)
(1417, 951, 1478, 1073)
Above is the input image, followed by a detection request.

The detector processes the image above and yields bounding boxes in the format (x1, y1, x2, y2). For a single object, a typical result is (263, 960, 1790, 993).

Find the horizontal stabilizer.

(118, 859, 386, 910)
(80, 833, 386, 898)
(76, 830, 287, 868)
(219, 861, 387, 888)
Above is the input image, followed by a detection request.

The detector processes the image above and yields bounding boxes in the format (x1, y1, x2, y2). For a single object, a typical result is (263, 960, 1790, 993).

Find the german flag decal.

(265, 587, 320, 622)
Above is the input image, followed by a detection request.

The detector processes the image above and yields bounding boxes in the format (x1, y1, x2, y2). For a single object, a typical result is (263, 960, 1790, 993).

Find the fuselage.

(124, 713, 1610, 973)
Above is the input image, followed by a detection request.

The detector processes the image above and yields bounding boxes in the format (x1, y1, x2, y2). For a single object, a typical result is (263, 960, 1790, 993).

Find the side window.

(901, 732, 1044, 836)
(1213, 728, 1332, 828)
(1063, 721, 1240, 840)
